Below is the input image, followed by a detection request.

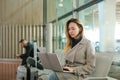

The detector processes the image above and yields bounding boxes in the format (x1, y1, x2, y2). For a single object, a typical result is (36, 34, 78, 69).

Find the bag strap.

(25, 65, 30, 80)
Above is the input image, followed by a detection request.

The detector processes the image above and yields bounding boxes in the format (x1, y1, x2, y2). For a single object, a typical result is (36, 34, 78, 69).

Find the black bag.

(26, 57, 43, 70)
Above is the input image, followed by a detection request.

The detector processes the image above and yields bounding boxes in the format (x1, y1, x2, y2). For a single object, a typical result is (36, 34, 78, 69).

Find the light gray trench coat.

(56, 37, 96, 80)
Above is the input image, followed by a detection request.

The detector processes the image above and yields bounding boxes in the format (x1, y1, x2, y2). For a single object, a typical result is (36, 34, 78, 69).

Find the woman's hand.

(63, 66, 74, 72)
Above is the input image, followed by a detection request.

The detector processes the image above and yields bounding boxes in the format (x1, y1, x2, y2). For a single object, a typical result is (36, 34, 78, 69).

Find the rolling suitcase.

(16, 65, 38, 80)
(17, 40, 41, 80)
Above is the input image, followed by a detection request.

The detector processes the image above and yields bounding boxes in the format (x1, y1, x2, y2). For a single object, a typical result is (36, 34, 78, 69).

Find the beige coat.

(56, 37, 96, 80)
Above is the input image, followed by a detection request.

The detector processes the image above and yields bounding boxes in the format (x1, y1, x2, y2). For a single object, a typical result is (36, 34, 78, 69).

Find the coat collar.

(65, 37, 87, 62)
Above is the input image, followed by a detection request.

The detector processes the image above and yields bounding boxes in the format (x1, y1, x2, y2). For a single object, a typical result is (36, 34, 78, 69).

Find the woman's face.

(68, 22, 81, 39)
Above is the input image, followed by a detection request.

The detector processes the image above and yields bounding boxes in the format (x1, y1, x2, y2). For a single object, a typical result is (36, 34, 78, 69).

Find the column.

(46, 23, 52, 53)
(73, 0, 79, 18)
(98, 0, 116, 52)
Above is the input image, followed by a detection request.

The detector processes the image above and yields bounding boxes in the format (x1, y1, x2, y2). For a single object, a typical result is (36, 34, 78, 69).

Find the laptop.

(38, 53, 72, 73)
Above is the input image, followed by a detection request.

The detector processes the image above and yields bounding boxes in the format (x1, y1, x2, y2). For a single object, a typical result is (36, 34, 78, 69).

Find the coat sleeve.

(73, 41, 96, 77)
(20, 45, 33, 59)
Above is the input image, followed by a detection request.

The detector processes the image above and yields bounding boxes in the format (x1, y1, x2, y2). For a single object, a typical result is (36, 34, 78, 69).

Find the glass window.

(78, 4, 100, 52)
(54, 0, 120, 53)
(52, 16, 72, 52)
(56, 0, 73, 17)
(78, 1, 120, 53)
(78, 0, 93, 6)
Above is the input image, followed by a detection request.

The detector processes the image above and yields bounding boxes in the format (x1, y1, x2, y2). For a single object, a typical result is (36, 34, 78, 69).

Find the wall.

(0, 0, 57, 58)
(0, 0, 43, 25)
(0, 25, 43, 58)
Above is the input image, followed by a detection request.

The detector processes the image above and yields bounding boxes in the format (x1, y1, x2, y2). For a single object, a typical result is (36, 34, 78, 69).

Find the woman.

(49, 18, 96, 80)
